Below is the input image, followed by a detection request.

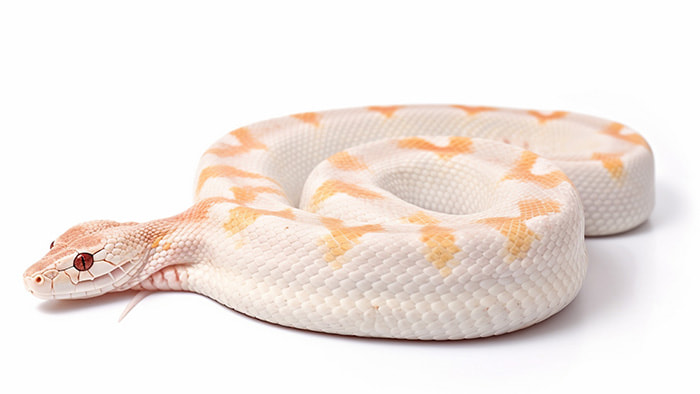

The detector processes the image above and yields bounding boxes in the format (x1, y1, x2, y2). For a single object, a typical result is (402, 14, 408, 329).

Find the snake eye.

(50, 241, 54, 249)
(73, 253, 94, 271)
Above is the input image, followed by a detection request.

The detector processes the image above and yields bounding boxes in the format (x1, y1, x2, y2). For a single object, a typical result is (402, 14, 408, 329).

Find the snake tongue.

(118, 291, 151, 322)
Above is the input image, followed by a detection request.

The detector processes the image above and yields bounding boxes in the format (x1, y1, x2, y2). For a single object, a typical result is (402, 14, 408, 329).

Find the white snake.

(24, 105, 654, 340)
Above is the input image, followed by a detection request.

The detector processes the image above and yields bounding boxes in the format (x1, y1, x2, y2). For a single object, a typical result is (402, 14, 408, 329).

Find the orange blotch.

(368, 105, 404, 118)
(600, 122, 651, 150)
(502, 150, 570, 188)
(420, 225, 460, 277)
(319, 217, 384, 269)
(204, 128, 267, 157)
(230, 127, 266, 148)
(401, 212, 458, 276)
(527, 110, 568, 124)
(477, 199, 561, 261)
(151, 234, 166, 249)
(223, 206, 294, 236)
(327, 151, 368, 171)
(149, 231, 174, 251)
(592, 152, 625, 180)
(402, 211, 440, 226)
(396, 136, 473, 160)
(309, 180, 383, 211)
(452, 105, 497, 116)
(196, 165, 279, 195)
(230, 186, 283, 204)
(291, 112, 321, 127)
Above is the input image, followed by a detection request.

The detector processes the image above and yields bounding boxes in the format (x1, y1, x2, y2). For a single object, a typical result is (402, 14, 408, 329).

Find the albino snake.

(24, 105, 654, 340)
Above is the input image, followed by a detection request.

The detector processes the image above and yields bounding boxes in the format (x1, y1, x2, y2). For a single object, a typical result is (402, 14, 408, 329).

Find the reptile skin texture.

(24, 105, 654, 339)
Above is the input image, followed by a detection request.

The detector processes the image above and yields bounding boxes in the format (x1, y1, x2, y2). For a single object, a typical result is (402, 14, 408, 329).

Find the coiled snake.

(24, 105, 654, 340)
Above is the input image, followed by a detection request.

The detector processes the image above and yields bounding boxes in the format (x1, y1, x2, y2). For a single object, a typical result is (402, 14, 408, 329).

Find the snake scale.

(24, 105, 654, 339)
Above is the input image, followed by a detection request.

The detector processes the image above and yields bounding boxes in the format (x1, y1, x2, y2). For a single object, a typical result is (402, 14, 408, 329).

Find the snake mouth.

(24, 273, 115, 300)
(24, 260, 138, 300)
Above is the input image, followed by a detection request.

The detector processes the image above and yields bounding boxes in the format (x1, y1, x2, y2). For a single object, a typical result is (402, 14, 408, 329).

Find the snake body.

(24, 105, 654, 339)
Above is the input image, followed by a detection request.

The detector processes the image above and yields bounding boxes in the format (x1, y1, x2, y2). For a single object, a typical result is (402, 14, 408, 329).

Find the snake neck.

(124, 210, 213, 292)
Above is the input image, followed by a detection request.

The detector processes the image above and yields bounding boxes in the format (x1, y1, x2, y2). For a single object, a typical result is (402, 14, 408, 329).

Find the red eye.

(50, 241, 55, 249)
(73, 253, 94, 271)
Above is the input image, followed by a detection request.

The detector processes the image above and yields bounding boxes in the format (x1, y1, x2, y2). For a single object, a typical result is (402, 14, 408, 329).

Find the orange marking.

(600, 122, 650, 150)
(396, 136, 473, 160)
(223, 206, 294, 236)
(502, 151, 570, 188)
(204, 144, 245, 157)
(402, 212, 458, 276)
(147, 231, 173, 250)
(527, 110, 568, 124)
(592, 152, 624, 180)
(151, 234, 166, 249)
(368, 105, 404, 118)
(230, 186, 283, 204)
(196, 165, 279, 195)
(309, 180, 383, 211)
(477, 199, 561, 261)
(150, 232, 173, 250)
(402, 211, 440, 226)
(420, 224, 460, 277)
(327, 151, 368, 171)
(204, 127, 267, 157)
(291, 112, 321, 127)
(319, 217, 383, 269)
(230, 127, 265, 147)
(452, 105, 496, 116)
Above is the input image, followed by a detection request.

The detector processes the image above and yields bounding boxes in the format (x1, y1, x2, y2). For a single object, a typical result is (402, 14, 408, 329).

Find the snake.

(23, 105, 654, 340)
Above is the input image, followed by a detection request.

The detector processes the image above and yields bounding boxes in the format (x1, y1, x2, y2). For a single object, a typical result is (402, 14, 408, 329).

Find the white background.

(1, 1, 698, 393)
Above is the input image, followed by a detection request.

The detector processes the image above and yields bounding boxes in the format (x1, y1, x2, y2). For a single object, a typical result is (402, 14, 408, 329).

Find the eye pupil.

(50, 241, 55, 249)
(73, 253, 94, 271)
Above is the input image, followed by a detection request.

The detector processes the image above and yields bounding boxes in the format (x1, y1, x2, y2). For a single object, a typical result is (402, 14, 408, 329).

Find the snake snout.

(24, 272, 53, 299)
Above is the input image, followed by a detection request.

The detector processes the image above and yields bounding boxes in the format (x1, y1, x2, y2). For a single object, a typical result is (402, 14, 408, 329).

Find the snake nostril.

(34, 276, 43, 285)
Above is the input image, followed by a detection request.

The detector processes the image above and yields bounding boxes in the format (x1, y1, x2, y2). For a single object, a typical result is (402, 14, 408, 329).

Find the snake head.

(23, 220, 145, 300)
